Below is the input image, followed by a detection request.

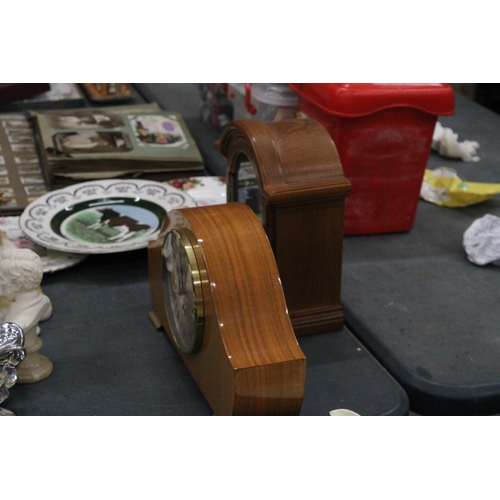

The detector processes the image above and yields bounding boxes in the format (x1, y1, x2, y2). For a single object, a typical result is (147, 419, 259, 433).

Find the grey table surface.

(341, 93, 500, 415)
(8, 248, 408, 416)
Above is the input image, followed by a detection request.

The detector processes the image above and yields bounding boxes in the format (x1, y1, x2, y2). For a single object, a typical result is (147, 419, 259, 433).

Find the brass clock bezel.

(162, 227, 207, 355)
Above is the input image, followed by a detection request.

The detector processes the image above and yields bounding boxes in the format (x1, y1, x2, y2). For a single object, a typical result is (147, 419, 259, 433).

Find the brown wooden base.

(290, 306, 345, 337)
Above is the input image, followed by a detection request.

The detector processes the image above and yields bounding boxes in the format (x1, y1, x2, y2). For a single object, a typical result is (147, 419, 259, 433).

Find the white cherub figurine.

(0, 246, 53, 383)
(0, 231, 16, 321)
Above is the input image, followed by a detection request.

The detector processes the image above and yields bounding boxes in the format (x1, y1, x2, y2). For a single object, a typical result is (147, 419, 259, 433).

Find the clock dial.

(162, 229, 204, 354)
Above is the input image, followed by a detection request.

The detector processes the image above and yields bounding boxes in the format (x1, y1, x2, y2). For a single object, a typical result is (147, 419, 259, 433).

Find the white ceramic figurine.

(0, 244, 53, 383)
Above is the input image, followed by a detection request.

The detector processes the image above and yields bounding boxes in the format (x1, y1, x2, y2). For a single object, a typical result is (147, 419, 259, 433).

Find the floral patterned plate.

(19, 179, 197, 254)
(166, 176, 226, 206)
(0, 216, 86, 273)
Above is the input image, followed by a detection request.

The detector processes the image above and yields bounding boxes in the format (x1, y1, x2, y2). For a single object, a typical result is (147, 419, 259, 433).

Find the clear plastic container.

(228, 83, 298, 122)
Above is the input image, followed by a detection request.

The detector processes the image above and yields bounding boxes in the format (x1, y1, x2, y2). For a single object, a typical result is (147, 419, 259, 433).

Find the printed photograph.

(7, 134, 34, 144)
(11, 143, 36, 153)
(4, 128, 31, 136)
(17, 164, 43, 174)
(1, 120, 30, 129)
(49, 111, 124, 130)
(0, 187, 15, 198)
(52, 131, 133, 153)
(14, 156, 39, 164)
(20, 175, 44, 184)
(24, 185, 47, 196)
(130, 114, 186, 147)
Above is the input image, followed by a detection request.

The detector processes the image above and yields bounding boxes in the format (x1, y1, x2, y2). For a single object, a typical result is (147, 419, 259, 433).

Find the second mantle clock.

(217, 119, 351, 336)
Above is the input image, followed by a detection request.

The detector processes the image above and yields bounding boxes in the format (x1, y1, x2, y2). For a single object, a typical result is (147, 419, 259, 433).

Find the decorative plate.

(19, 179, 197, 254)
(166, 176, 227, 206)
(0, 216, 86, 273)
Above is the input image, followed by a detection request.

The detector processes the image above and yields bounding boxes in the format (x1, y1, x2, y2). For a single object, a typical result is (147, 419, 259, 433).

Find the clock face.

(228, 153, 263, 222)
(162, 229, 204, 354)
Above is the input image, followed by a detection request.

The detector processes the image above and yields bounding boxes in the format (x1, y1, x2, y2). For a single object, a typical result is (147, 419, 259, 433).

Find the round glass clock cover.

(162, 229, 204, 354)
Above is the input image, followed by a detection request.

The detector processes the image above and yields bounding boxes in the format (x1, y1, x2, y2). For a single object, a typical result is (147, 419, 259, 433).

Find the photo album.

(30, 102, 205, 188)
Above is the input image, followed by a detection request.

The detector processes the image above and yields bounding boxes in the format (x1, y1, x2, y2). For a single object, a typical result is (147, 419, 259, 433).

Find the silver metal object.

(0, 322, 25, 407)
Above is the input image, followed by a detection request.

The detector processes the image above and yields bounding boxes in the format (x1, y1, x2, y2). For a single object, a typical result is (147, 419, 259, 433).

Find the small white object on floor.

(463, 214, 500, 266)
(329, 408, 360, 416)
(432, 121, 480, 162)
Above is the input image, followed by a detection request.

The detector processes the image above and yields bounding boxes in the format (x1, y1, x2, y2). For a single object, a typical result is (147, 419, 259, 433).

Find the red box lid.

(287, 83, 455, 118)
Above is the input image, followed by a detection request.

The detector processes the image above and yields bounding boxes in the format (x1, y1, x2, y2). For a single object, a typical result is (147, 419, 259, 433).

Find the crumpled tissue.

(432, 121, 480, 162)
(463, 214, 500, 266)
(420, 167, 500, 207)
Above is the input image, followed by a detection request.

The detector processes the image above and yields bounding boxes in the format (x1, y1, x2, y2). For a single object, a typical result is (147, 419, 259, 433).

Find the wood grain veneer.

(217, 119, 351, 336)
(149, 202, 306, 415)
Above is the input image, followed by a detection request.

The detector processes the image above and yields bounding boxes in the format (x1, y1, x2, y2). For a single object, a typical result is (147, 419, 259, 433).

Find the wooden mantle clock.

(216, 119, 351, 336)
(148, 202, 306, 416)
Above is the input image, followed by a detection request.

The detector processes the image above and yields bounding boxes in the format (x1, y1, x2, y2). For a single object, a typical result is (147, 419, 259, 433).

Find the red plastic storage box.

(288, 83, 455, 234)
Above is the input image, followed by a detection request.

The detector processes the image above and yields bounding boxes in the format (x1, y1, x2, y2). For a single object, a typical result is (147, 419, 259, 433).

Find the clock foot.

(148, 310, 162, 329)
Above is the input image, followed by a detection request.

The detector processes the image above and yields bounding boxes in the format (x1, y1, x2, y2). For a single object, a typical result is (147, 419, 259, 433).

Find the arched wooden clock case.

(148, 202, 306, 416)
(217, 119, 351, 336)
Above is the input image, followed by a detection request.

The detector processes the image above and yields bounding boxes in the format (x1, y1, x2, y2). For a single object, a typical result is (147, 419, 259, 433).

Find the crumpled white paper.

(463, 214, 500, 266)
(432, 121, 480, 162)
